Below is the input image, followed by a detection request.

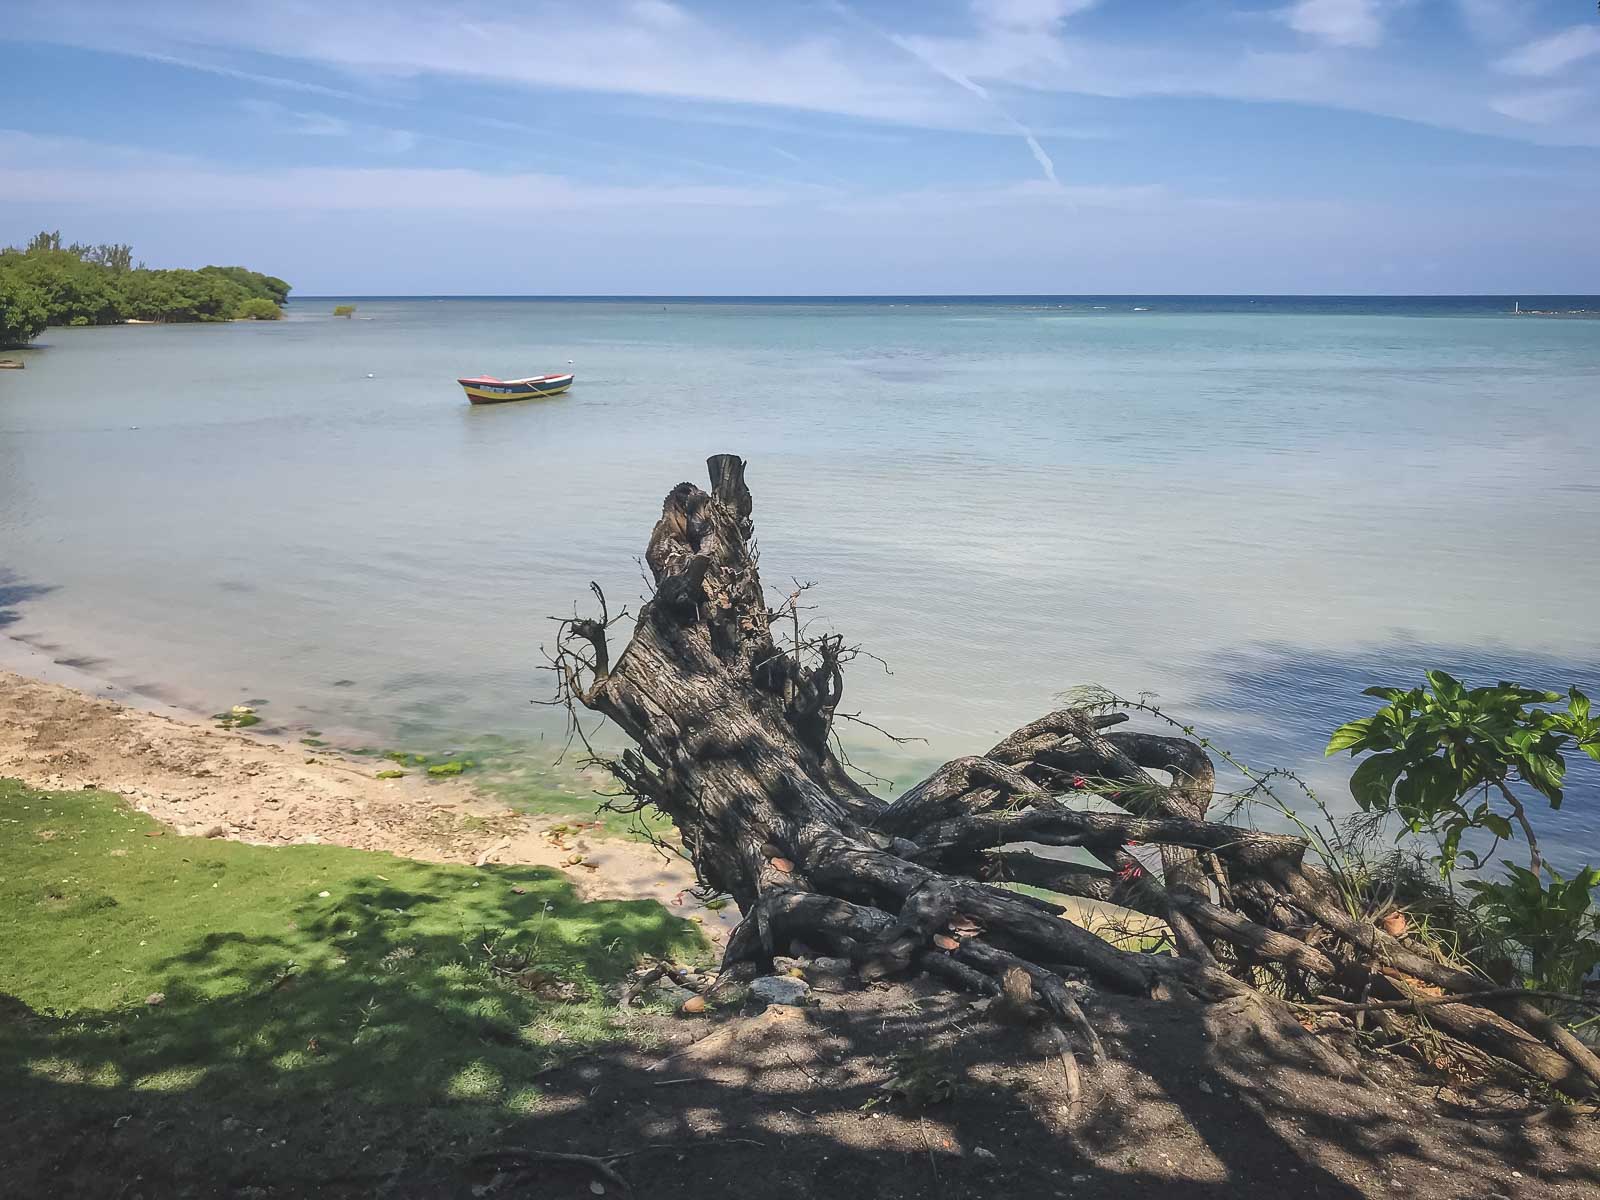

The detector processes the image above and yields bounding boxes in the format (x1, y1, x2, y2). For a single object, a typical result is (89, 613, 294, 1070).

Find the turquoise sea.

(3, 297, 1597, 864)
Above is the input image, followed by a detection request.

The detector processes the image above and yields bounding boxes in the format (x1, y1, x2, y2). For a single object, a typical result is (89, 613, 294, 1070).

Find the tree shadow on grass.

(6, 964, 1598, 1199)
(3, 787, 1597, 1198)
(0, 856, 701, 1198)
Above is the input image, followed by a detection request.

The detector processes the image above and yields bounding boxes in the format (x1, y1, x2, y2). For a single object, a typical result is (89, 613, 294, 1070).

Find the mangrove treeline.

(0, 231, 292, 347)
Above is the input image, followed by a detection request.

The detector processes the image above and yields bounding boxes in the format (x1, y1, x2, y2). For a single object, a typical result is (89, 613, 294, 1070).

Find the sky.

(3, 0, 1598, 294)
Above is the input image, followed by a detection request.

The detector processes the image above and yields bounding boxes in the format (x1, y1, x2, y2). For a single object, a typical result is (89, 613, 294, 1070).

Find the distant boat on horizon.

(456, 371, 575, 405)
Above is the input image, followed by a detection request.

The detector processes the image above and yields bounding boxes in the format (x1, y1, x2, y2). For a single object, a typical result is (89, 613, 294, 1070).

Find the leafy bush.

(1327, 671, 1599, 874)
(0, 275, 49, 345)
(236, 297, 282, 321)
(1462, 863, 1600, 995)
(0, 231, 291, 328)
(200, 265, 290, 307)
(1329, 670, 1600, 1008)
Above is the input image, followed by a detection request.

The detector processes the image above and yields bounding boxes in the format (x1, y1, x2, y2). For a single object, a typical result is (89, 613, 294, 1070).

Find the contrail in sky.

(826, 0, 1060, 186)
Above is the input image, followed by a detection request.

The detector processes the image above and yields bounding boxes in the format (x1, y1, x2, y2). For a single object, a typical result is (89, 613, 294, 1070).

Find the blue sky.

(4, 0, 1598, 293)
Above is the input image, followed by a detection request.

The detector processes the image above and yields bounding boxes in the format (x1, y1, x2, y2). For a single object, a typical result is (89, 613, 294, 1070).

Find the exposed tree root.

(550, 454, 1600, 1099)
(476, 1146, 633, 1195)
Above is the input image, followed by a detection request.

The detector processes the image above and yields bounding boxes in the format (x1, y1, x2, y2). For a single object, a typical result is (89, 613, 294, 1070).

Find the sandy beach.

(0, 635, 738, 944)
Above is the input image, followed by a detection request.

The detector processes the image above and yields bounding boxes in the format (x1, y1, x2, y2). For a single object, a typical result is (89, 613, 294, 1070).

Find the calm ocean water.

(3, 297, 1598, 863)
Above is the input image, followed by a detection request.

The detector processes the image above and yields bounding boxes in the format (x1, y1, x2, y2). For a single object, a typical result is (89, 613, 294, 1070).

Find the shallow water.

(3, 297, 1597, 864)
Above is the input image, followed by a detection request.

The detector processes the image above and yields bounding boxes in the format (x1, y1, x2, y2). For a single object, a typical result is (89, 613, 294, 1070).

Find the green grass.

(0, 780, 704, 1193)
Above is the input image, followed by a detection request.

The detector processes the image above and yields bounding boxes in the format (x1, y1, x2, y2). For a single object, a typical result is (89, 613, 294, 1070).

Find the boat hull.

(458, 373, 574, 404)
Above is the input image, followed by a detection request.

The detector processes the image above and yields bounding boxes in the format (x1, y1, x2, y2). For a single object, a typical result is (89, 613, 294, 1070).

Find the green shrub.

(1462, 863, 1600, 994)
(1329, 671, 1600, 1012)
(237, 297, 282, 321)
(1327, 671, 1599, 875)
(0, 275, 49, 346)
(0, 232, 291, 329)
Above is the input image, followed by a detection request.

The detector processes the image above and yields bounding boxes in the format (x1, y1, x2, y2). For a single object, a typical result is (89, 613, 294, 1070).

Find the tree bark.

(553, 455, 1600, 1098)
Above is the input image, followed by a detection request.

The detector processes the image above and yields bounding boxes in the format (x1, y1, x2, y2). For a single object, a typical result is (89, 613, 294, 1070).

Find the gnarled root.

(552, 455, 1600, 1099)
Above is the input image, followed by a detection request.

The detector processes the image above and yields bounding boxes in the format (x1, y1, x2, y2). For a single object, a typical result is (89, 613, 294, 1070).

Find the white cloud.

(0, 131, 782, 212)
(1489, 87, 1589, 125)
(240, 98, 351, 137)
(1497, 26, 1600, 77)
(1283, 0, 1387, 49)
(824, 178, 1164, 215)
(884, 31, 1061, 184)
(898, 5, 1600, 149)
(824, 1, 1062, 184)
(135, 51, 388, 105)
(4, 133, 1595, 294)
(628, 0, 689, 30)
(375, 129, 418, 153)
(12, 0, 1600, 166)
(12, 1, 983, 132)
(1454, 0, 1523, 44)
(971, 0, 1098, 31)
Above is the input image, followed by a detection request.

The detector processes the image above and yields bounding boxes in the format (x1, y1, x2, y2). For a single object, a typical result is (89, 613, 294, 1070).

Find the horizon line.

(290, 292, 1600, 300)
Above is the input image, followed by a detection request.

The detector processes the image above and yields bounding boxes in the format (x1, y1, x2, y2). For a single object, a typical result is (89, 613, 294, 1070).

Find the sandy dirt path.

(0, 645, 737, 945)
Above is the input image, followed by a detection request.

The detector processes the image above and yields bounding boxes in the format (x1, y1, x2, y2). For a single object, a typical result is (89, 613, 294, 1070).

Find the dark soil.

(8, 976, 1596, 1199)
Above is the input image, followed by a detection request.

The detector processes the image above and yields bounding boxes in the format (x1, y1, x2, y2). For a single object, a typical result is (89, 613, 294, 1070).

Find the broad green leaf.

(1348, 752, 1403, 811)
(1481, 813, 1513, 840)
(1561, 881, 1591, 915)
(1325, 719, 1373, 755)
(1426, 669, 1464, 703)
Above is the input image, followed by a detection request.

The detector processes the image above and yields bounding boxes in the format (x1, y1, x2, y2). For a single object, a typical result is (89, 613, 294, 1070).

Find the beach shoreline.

(0, 642, 737, 944)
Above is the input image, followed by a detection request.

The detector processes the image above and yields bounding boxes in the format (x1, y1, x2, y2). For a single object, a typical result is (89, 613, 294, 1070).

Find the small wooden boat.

(457, 372, 574, 404)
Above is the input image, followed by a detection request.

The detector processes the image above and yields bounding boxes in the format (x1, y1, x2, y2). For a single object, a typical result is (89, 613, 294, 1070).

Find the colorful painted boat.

(457, 372, 574, 404)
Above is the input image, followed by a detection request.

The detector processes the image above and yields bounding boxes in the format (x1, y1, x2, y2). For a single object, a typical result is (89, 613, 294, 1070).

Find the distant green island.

(0, 231, 292, 347)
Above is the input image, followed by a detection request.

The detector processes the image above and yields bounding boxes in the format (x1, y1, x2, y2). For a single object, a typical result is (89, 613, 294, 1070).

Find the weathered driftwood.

(553, 454, 1600, 1098)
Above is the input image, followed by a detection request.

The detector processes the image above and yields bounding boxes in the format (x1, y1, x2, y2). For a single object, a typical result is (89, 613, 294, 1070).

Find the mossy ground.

(0, 779, 704, 1195)
(343, 735, 680, 839)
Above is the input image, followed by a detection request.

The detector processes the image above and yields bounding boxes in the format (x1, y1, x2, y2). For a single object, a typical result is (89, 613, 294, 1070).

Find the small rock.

(804, 956, 857, 993)
(1197, 1079, 1213, 1095)
(750, 975, 811, 1007)
(972, 1147, 998, 1167)
(202, 824, 227, 839)
(654, 981, 696, 1008)
(144, 992, 165, 1007)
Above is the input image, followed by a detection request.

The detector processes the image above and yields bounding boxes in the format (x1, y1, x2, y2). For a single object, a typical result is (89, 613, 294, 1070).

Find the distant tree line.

(0, 231, 292, 346)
